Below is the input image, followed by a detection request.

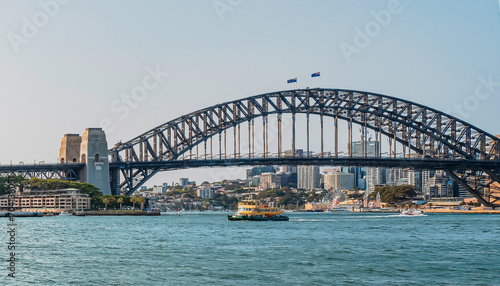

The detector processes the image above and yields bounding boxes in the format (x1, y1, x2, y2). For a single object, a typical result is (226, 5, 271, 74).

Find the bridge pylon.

(79, 128, 111, 195)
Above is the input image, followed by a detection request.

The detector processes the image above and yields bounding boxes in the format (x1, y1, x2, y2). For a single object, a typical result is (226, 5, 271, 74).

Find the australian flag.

(287, 78, 297, 83)
(311, 72, 320, 78)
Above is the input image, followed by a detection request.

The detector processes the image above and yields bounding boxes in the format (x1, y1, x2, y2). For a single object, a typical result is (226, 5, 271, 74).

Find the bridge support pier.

(80, 128, 111, 195)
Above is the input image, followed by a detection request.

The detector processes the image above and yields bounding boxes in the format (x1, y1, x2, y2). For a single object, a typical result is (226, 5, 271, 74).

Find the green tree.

(0, 176, 24, 195)
(130, 195, 139, 210)
(101, 196, 115, 211)
(369, 185, 416, 204)
(137, 196, 146, 211)
(117, 197, 124, 210)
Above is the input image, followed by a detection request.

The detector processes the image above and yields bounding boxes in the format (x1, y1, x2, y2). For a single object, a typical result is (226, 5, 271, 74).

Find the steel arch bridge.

(108, 88, 500, 207)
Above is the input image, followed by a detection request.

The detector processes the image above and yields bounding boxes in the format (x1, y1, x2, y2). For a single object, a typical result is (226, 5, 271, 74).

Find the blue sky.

(0, 0, 499, 185)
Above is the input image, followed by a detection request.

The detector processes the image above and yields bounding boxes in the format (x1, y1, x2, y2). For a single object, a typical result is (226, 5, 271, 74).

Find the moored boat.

(228, 201, 289, 221)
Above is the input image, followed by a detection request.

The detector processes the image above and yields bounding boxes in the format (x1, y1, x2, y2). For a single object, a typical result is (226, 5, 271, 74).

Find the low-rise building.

(0, 188, 91, 210)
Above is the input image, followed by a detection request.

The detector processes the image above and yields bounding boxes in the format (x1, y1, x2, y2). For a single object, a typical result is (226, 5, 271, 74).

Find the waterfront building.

(297, 166, 320, 190)
(304, 202, 329, 211)
(0, 188, 91, 210)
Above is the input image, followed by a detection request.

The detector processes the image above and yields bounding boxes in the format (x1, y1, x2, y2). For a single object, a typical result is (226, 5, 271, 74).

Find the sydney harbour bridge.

(1, 88, 500, 207)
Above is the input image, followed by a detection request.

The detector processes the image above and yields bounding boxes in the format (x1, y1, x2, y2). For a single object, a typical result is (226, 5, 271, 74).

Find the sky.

(0, 0, 499, 187)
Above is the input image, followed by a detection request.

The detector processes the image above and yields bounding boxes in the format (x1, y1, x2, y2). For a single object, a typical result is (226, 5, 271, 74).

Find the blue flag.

(287, 78, 297, 83)
(311, 72, 320, 77)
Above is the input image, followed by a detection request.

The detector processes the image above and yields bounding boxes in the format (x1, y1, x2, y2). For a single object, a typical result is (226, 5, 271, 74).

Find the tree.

(369, 185, 416, 204)
(117, 197, 124, 210)
(101, 196, 115, 211)
(202, 199, 210, 210)
(137, 196, 146, 211)
(130, 195, 139, 210)
(0, 176, 24, 196)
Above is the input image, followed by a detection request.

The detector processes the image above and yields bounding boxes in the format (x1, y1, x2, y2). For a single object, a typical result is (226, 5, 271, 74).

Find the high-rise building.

(284, 149, 304, 158)
(298, 166, 320, 190)
(246, 166, 276, 179)
(407, 170, 423, 196)
(427, 170, 453, 198)
(324, 172, 355, 191)
(352, 140, 379, 157)
(152, 185, 167, 194)
(366, 167, 386, 194)
(422, 170, 436, 197)
(386, 168, 408, 185)
(259, 173, 282, 190)
(352, 140, 379, 191)
(179, 178, 189, 187)
(341, 166, 364, 187)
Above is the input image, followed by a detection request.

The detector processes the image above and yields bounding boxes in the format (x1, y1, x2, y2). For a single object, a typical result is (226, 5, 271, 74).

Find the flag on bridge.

(311, 72, 320, 77)
(287, 78, 297, 83)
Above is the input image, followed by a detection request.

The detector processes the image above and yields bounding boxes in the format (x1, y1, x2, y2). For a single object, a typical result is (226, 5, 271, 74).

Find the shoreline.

(421, 209, 500, 214)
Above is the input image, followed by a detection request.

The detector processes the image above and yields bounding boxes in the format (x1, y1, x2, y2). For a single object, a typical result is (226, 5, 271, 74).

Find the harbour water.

(2, 212, 500, 285)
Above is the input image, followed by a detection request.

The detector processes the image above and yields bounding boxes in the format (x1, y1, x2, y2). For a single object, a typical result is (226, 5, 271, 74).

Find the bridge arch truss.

(109, 89, 500, 206)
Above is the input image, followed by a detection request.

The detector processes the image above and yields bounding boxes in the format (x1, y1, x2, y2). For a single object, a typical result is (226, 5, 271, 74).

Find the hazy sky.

(1, 0, 499, 186)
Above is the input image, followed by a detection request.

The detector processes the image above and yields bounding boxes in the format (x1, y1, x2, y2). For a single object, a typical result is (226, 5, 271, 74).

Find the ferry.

(228, 201, 289, 221)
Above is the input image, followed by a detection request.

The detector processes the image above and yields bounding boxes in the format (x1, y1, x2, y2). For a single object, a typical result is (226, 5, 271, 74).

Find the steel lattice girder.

(0, 163, 84, 181)
(110, 89, 499, 162)
(107, 88, 500, 201)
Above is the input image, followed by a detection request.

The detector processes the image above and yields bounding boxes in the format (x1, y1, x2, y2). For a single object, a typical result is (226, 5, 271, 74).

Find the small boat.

(228, 201, 289, 221)
(58, 212, 73, 216)
(401, 209, 424, 216)
(330, 208, 348, 212)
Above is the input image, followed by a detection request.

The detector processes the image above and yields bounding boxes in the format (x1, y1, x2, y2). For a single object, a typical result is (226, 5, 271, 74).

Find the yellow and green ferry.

(228, 201, 289, 221)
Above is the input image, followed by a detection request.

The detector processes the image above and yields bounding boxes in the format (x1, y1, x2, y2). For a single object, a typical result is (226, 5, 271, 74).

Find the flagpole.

(319, 76, 321, 88)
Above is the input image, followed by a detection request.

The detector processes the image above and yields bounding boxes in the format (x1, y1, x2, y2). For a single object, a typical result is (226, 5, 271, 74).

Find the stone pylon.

(79, 128, 111, 195)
